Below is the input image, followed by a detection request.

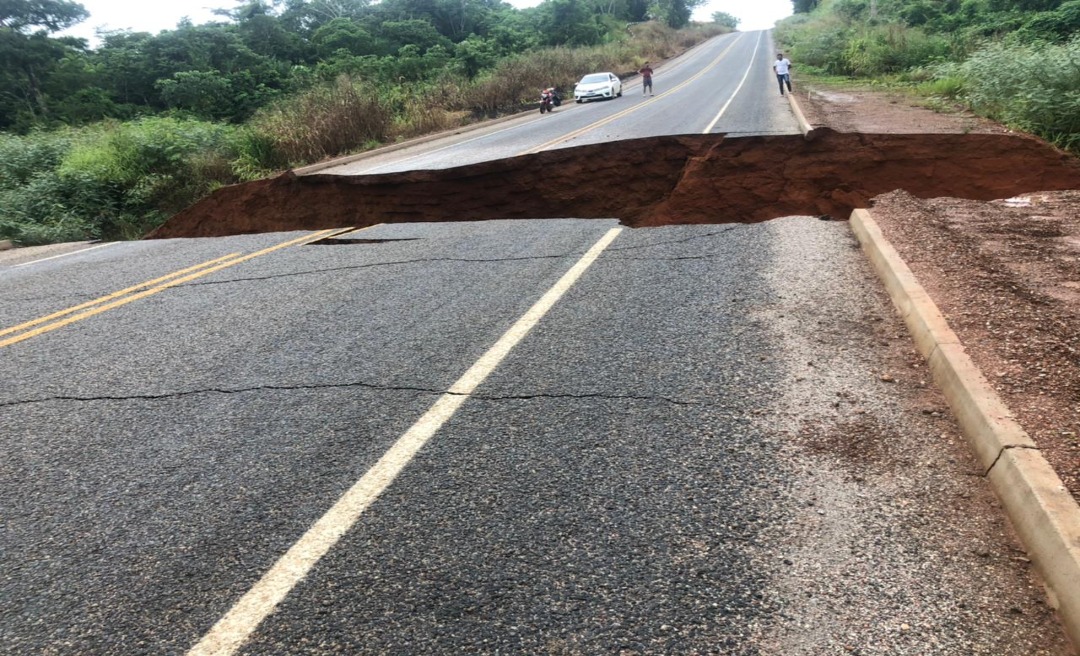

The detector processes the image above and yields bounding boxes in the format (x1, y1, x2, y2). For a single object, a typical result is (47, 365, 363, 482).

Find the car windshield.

(580, 74, 608, 84)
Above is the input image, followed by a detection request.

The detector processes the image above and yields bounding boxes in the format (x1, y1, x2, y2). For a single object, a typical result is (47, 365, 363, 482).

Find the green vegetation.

(0, 118, 246, 244)
(775, 0, 1080, 152)
(1, 0, 729, 245)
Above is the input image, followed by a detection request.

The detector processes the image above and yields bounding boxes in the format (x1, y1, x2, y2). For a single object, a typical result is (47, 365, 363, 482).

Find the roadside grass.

(777, 13, 1080, 155)
(1, 119, 247, 245)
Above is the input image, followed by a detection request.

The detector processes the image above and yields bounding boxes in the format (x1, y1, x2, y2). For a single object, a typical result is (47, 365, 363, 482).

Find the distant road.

(321, 30, 800, 175)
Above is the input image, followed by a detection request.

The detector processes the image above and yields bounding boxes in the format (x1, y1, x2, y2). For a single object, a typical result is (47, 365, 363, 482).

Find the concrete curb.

(786, 88, 815, 139)
(850, 207, 1080, 650)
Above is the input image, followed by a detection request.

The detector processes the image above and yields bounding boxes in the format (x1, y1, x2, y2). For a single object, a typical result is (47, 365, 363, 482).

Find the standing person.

(639, 61, 654, 96)
(773, 53, 793, 96)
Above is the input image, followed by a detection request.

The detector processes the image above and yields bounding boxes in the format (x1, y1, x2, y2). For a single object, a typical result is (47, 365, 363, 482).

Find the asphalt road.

(320, 30, 798, 176)
(0, 31, 1070, 656)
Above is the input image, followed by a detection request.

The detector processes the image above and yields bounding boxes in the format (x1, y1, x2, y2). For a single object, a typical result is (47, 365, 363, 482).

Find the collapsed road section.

(148, 129, 1080, 239)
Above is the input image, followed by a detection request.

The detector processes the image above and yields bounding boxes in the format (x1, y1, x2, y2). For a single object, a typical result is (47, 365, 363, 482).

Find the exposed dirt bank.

(147, 129, 1080, 239)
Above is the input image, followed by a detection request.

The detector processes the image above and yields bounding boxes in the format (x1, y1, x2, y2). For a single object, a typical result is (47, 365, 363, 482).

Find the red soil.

(147, 129, 1080, 239)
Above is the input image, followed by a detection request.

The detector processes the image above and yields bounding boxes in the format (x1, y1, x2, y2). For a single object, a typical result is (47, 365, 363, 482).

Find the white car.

(574, 72, 622, 103)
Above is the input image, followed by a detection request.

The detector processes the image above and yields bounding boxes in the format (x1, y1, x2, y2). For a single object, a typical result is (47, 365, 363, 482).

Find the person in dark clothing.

(639, 62, 654, 96)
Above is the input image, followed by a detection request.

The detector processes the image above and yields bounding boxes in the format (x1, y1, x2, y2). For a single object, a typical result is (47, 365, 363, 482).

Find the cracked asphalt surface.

(0, 220, 1070, 654)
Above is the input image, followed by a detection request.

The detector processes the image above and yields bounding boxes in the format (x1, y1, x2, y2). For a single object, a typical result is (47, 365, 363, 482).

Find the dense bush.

(780, 19, 950, 75)
(961, 36, 1080, 149)
(0, 118, 247, 244)
(0, 130, 91, 245)
(776, 0, 1080, 152)
(246, 75, 393, 165)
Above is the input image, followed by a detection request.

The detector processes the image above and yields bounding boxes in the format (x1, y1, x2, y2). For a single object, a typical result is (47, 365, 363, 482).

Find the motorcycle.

(539, 87, 561, 114)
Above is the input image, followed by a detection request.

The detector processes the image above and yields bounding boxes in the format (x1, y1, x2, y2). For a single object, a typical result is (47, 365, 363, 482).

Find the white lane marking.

(702, 30, 764, 134)
(187, 226, 624, 656)
(11, 241, 119, 268)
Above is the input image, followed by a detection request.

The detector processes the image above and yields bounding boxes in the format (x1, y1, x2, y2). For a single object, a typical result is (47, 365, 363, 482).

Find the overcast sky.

(61, 0, 792, 44)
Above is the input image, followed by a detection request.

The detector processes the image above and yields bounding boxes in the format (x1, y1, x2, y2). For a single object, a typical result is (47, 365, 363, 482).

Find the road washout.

(147, 129, 1080, 239)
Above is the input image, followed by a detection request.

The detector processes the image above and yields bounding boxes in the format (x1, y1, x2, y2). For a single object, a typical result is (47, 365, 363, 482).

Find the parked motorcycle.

(539, 87, 561, 114)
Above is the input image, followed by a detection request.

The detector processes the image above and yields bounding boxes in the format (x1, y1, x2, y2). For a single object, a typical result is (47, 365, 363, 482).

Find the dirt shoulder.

(799, 82, 1011, 135)
(798, 78, 1080, 506)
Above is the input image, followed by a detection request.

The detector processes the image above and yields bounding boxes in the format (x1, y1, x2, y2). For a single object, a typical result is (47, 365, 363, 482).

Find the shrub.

(0, 131, 97, 245)
(917, 73, 966, 98)
(0, 130, 74, 190)
(961, 36, 1080, 149)
(837, 24, 951, 76)
(247, 75, 392, 164)
(0, 118, 244, 244)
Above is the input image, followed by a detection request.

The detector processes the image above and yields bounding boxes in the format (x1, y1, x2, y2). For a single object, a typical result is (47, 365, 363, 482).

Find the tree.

(0, 0, 88, 32)
(711, 10, 739, 28)
(792, 0, 820, 13)
(535, 0, 604, 45)
(156, 70, 233, 118)
(378, 18, 451, 51)
(454, 33, 497, 77)
(650, 0, 705, 28)
(312, 16, 377, 56)
(279, 0, 372, 34)
(0, 0, 90, 128)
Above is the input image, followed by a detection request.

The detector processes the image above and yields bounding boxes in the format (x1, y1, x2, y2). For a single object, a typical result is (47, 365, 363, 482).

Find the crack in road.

(605, 254, 728, 261)
(164, 239, 739, 288)
(174, 253, 587, 287)
(604, 227, 739, 251)
(0, 381, 445, 407)
(470, 390, 707, 406)
(1, 382, 705, 409)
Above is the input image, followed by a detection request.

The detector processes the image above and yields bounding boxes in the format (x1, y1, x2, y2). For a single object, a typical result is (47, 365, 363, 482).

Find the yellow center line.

(0, 252, 244, 339)
(519, 33, 745, 155)
(0, 228, 351, 350)
(308, 224, 385, 240)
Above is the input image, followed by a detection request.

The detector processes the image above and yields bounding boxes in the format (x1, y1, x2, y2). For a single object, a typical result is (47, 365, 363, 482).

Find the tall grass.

(247, 75, 393, 165)
(960, 36, 1080, 150)
(0, 118, 246, 244)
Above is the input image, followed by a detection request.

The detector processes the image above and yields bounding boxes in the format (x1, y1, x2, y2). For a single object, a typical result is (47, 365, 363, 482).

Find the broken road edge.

(850, 207, 1080, 651)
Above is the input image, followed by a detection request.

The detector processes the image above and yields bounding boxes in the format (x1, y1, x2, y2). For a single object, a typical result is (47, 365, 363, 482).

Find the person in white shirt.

(773, 53, 793, 96)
